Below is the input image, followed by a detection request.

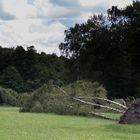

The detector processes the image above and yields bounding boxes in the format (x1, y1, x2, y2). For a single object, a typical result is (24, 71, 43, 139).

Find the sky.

(0, 0, 133, 55)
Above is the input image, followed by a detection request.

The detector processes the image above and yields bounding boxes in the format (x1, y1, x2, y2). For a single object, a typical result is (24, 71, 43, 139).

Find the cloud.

(1, 0, 37, 19)
(0, 0, 133, 54)
(27, 0, 34, 5)
(0, 0, 109, 20)
(32, 0, 82, 19)
(78, 0, 108, 7)
(0, 19, 66, 55)
(0, 0, 133, 21)
(78, 0, 132, 8)
(0, 1, 15, 20)
(51, 0, 80, 7)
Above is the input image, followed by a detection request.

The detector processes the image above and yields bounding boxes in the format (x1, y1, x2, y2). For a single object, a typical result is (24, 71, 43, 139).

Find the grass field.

(0, 107, 140, 140)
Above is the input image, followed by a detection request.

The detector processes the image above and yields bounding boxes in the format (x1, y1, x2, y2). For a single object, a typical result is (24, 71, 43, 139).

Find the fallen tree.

(75, 96, 127, 110)
(20, 80, 108, 115)
(20, 82, 138, 124)
(56, 86, 127, 121)
(89, 112, 119, 121)
(57, 86, 140, 124)
(119, 100, 140, 124)
(72, 97, 125, 113)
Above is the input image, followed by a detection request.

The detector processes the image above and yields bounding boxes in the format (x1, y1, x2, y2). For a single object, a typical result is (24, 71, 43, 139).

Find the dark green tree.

(0, 66, 24, 92)
(59, 1, 140, 98)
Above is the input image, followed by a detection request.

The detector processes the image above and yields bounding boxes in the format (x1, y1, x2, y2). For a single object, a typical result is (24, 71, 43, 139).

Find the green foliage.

(20, 80, 107, 115)
(0, 86, 18, 106)
(64, 80, 107, 98)
(0, 66, 24, 92)
(17, 93, 30, 107)
(31, 101, 43, 113)
(0, 46, 68, 93)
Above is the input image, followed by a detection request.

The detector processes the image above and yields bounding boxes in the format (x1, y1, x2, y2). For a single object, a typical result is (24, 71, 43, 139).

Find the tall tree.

(59, 1, 140, 98)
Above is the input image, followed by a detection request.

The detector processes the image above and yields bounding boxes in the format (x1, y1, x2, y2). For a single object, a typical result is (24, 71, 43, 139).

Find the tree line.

(0, 46, 69, 93)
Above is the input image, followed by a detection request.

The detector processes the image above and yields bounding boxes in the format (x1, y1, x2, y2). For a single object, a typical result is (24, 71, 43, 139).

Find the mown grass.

(0, 107, 140, 140)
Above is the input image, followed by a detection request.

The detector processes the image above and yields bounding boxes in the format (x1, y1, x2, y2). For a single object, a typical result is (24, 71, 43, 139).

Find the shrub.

(63, 80, 107, 98)
(31, 101, 43, 112)
(0, 86, 18, 106)
(20, 80, 107, 115)
(17, 93, 30, 107)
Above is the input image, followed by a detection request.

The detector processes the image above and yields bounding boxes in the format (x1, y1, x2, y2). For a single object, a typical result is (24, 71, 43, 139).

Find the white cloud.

(78, 0, 108, 7)
(33, 0, 81, 19)
(0, 19, 66, 55)
(2, 0, 37, 19)
(78, 0, 132, 8)
(1, 0, 81, 20)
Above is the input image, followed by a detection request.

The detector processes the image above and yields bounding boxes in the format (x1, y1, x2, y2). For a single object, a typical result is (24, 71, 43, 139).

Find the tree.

(59, 1, 140, 98)
(0, 45, 70, 92)
(0, 66, 24, 92)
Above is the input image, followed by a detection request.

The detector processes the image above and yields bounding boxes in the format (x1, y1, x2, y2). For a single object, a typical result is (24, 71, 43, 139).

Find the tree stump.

(119, 100, 140, 124)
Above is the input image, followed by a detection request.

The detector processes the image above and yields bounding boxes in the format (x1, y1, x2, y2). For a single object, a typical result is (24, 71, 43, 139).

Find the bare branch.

(77, 96, 127, 109)
(55, 85, 125, 113)
(72, 97, 125, 113)
(89, 112, 119, 121)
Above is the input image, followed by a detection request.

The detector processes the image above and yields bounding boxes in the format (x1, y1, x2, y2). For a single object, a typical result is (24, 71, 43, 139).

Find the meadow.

(0, 107, 140, 140)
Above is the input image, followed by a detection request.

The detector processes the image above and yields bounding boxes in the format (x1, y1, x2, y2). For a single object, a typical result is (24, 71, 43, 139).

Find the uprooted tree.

(20, 80, 107, 115)
(57, 86, 126, 121)
(20, 80, 140, 124)
(58, 86, 140, 124)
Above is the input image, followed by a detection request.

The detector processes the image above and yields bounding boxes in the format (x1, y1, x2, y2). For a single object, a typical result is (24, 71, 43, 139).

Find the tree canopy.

(0, 46, 69, 93)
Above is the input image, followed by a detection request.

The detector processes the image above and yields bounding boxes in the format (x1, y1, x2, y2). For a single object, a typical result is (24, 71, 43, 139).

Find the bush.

(0, 86, 18, 106)
(20, 80, 107, 116)
(63, 80, 107, 98)
(17, 93, 30, 107)
(31, 101, 43, 112)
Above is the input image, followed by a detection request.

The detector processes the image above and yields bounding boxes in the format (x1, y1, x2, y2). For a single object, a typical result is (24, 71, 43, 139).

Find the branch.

(72, 97, 125, 113)
(55, 86, 125, 113)
(77, 96, 127, 109)
(89, 112, 119, 121)
(55, 86, 67, 94)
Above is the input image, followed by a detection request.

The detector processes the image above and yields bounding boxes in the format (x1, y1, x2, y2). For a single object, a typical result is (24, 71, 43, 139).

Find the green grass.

(0, 107, 140, 140)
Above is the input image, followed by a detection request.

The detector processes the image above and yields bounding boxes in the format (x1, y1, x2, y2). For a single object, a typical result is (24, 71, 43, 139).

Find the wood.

(56, 86, 125, 113)
(89, 112, 119, 121)
(77, 96, 127, 109)
(72, 97, 125, 113)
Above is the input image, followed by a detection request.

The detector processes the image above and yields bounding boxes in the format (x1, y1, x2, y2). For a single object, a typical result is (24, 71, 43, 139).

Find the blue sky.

(0, 0, 133, 55)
